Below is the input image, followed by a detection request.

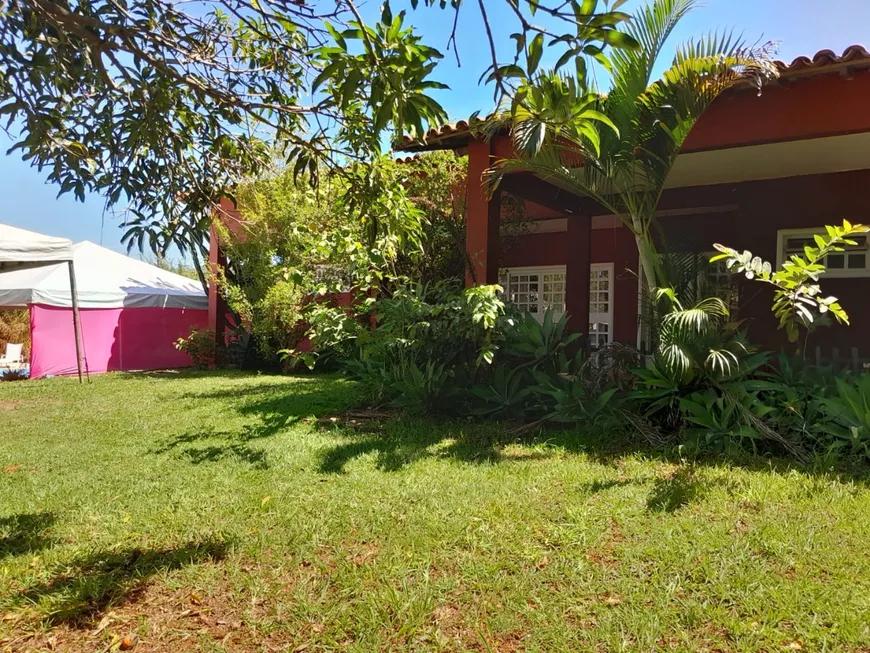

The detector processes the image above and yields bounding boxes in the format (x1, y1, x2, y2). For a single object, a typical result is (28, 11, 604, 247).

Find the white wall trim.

(776, 227, 870, 279)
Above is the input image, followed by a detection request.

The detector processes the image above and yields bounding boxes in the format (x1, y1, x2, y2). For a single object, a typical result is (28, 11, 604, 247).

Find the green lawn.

(1, 372, 868, 652)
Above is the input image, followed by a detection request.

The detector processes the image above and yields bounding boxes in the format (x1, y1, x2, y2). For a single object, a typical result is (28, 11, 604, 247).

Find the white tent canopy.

(0, 241, 207, 310)
(0, 224, 74, 269)
(0, 223, 84, 380)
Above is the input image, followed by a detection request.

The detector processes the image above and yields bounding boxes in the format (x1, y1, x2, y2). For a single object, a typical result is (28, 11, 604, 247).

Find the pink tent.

(0, 240, 208, 378)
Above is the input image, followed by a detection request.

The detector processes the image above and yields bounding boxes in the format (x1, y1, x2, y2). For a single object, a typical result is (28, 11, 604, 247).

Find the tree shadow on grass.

(646, 467, 707, 513)
(313, 415, 870, 488)
(154, 376, 359, 469)
(0, 512, 56, 560)
(317, 418, 527, 474)
(11, 538, 229, 626)
(146, 371, 870, 485)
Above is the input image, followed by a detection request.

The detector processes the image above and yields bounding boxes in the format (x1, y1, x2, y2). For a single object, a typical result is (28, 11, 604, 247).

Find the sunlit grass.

(1, 371, 868, 651)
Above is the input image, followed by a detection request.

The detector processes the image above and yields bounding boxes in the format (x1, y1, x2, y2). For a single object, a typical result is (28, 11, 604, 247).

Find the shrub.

(816, 374, 870, 460)
(713, 219, 870, 346)
(175, 329, 224, 369)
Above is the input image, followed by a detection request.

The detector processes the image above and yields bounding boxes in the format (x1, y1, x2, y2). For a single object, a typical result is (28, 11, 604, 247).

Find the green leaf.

(312, 61, 342, 93)
(527, 34, 544, 75)
(601, 30, 640, 49)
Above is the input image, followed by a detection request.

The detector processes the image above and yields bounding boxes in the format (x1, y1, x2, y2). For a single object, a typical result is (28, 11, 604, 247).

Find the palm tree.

(485, 0, 777, 291)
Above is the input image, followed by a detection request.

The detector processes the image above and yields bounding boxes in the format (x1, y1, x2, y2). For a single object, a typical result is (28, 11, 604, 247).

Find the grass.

(1, 371, 869, 652)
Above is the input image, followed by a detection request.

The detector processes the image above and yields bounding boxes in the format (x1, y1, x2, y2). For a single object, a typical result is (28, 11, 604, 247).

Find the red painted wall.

(658, 169, 870, 353)
(503, 169, 870, 352)
(502, 224, 640, 344)
(684, 71, 870, 152)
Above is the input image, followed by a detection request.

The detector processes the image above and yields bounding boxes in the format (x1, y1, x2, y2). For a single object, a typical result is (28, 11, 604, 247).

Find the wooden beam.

(499, 173, 588, 216)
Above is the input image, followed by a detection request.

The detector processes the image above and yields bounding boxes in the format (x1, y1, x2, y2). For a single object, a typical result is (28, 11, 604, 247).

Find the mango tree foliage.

(0, 0, 638, 273)
(712, 220, 870, 345)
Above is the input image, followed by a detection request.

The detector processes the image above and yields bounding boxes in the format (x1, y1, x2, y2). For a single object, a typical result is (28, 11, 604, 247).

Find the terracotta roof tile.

(775, 44, 870, 74)
(398, 45, 870, 152)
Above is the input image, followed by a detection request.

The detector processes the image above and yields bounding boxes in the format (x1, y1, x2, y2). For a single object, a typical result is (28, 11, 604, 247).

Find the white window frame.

(701, 251, 740, 312)
(776, 228, 870, 279)
(501, 265, 567, 321)
(501, 264, 615, 349)
(589, 262, 614, 349)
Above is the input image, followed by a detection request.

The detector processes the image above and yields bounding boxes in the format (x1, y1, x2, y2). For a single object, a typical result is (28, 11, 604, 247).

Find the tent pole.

(67, 261, 84, 383)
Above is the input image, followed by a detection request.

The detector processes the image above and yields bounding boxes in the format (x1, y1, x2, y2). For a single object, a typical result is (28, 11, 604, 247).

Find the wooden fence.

(801, 346, 870, 375)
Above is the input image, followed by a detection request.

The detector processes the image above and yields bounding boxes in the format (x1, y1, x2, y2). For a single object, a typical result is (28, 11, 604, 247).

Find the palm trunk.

(631, 214, 658, 290)
(632, 214, 661, 355)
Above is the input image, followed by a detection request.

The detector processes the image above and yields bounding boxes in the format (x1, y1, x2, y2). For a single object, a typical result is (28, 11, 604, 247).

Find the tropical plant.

(760, 354, 832, 447)
(625, 287, 811, 457)
(484, 0, 777, 290)
(678, 386, 776, 455)
(505, 310, 581, 368)
(647, 288, 757, 383)
(533, 369, 621, 425)
(712, 219, 870, 346)
(470, 367, 533, 419)
(816, 375, 870, 460)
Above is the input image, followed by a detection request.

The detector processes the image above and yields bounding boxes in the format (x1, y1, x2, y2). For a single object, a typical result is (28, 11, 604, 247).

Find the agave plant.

(484, 0, 777, 290)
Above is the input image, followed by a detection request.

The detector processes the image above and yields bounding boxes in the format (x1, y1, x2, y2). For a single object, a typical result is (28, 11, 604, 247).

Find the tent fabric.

(0, 224, 74, 265)
(29, 304, 208, 377)
(0, 241, 207, 309)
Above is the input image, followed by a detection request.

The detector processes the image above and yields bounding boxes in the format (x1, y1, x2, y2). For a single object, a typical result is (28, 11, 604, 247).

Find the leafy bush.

(713, 219, 870, 345)
(303, 268, 870, 468)
(816, 375, 870, 460)
(631, 288, 767, 426)
(175, 329, 224, 369)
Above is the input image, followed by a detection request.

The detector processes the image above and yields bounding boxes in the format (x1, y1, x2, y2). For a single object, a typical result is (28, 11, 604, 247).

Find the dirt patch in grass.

(2, 576, 278, 653)
(0, 400, 19, 411)
(315, 409, 393, 432)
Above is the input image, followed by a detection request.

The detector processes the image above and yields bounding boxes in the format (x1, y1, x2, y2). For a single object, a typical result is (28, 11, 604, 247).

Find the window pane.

(828, 253, 845, 269)
(848, 253, 866, 269)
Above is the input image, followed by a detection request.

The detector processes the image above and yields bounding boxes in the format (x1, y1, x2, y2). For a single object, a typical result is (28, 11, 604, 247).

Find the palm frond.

(605, 0, 696, 154)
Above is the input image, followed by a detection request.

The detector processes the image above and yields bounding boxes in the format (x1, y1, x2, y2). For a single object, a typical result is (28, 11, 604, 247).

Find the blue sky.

(1, 0, 868, 255)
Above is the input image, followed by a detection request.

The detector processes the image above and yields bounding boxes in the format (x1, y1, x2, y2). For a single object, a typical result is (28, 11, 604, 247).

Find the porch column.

(565, 216, 592, 343)
(465, 139, 501, 286)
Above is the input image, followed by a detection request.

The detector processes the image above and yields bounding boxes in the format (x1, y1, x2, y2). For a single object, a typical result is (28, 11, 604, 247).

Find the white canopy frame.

(0, 224, 85, 382)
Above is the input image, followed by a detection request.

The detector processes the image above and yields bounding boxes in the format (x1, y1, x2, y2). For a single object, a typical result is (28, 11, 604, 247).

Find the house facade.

(396, 46, 870, 359)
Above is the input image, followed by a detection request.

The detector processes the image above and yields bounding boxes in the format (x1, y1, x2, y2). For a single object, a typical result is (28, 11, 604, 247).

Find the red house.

(393, 46, 870, 360)
(209, 47, 870, 364)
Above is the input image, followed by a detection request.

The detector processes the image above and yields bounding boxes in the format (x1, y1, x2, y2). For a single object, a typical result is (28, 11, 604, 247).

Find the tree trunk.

(631, 214, 658, 290)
